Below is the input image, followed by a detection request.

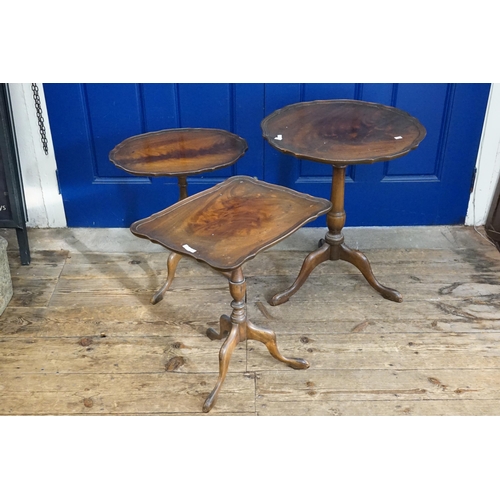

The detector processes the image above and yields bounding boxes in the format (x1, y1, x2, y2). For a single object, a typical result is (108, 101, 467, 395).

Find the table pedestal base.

(269, 240, 402, 306)
(151, 176, 187, 304)
(151, 251, 183, 304)
(203, 268, 309, 413)
(269, 164, 403, 306)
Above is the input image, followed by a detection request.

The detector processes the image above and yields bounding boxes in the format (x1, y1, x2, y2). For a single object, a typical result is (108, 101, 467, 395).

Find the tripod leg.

(269, 243, 330, 306)
(246, 320, 309, 370)
(203, 323, 240, 413)
(151, 252, 182, 304)
(339, 243, 402, 302)
(206, 314, 232, 341)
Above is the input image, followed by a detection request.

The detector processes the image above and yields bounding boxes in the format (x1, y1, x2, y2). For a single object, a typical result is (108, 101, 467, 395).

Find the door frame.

(464, 83, 500, 226)
(7, 83, 66, 227)
(8, 83, 498, 228)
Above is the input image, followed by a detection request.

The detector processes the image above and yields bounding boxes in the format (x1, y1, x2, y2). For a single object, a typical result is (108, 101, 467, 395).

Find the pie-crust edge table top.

(130, 175, 331, 412)
(109, 127, 248, 177)
(109, 128, 248, 305)
(261, 99, 426, 165)
(260, 99, 427, 306)
(130, 175, 332, 271)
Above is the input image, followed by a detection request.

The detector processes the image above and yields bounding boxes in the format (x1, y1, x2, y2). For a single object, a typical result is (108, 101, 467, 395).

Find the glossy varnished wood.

(202, 267, 309, 413)
(109, 128, 248, 177)
(130, 176, 330, 411)
(261, 99, 426, 165)
(110, 128, 248, 305)
(131, 176, 331, 271)
(262, 99, 426, 305)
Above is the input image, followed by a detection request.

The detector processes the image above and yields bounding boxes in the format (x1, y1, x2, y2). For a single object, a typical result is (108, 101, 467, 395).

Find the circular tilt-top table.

(261, 99, 426, 306)
(109, 128, 248, 305)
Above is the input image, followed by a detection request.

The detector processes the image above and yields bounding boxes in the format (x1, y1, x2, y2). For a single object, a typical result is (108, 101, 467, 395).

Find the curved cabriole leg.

(203, 269, 246, 412)
(203, 267, 309, 413)
(339, 243, 403, 303)
(269, 242, 330, 306)
(202, 323, 240, 413)
(151, 252, 183, 304)
(206, 314, 232, 341)
(246, 320, 309, 370)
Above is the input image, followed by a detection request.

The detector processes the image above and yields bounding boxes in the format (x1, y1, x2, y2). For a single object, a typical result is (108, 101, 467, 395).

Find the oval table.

(110, 128, 248, 304)
(261, 99, 427, 305)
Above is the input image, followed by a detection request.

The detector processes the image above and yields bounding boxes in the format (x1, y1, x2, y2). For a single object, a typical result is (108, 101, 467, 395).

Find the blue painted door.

(44, 83, 490, 227)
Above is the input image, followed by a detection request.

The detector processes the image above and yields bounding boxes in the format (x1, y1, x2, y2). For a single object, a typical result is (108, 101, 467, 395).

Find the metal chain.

(31, 83, 49, 155)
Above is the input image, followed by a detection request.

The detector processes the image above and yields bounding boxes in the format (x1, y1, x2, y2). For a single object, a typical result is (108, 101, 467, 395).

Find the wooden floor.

(2, 226, 500, 415)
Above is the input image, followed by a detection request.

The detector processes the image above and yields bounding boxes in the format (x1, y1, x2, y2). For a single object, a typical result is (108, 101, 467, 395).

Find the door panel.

(262, 83, 490, 226)
(385, 84, 448, 177)
(86, 84, 145, 180)
(44, 83, 490, 227)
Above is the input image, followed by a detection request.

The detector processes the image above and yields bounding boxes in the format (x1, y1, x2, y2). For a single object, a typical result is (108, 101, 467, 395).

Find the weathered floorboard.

(49, 276, 230, 308)
(0, 335, 247, 374)
(8, 250, 68, 279)
(0, 372, 255, 415)
(3, 305, 500, 338)
(0, 306, 225, 338)
(255, 368, 500, 403)
(247, 332, 500, 370)
(257, 399, 500, 416)
(2, 228, 500, 416)
(249, 272, 500, 303)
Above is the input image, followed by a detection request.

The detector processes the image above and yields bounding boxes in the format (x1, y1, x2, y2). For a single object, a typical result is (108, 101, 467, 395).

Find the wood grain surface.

(2, 226, 500, 415)
(130, 176, 331, 270)
(109, 128, 248, 176)
(261, 99, 426, 165)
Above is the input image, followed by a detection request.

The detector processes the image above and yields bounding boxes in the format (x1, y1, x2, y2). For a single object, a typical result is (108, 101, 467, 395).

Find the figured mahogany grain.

(109, 128, 248, 176)
(261, 99, 427, 305)
(130, 176, 331, 271)
(261, 99, 426, 165)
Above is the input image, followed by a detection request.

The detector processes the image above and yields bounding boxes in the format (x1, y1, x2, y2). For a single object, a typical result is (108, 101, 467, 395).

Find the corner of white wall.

(7, 83, 67, 228)
(465, 83, 500, 226)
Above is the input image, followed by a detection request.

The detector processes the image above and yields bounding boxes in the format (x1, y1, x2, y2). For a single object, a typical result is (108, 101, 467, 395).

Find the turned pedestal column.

(270, 165, 402, 305)
(109, 128, 248, 305)
(261, 99, 426, 306)
(129, 175, 331, 412)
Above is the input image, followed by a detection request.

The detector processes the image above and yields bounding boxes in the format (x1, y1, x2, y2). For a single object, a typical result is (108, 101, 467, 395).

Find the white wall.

(7, 83, 500, 229)
(465, 83, 500, 226)
(7, 83, 66, 227)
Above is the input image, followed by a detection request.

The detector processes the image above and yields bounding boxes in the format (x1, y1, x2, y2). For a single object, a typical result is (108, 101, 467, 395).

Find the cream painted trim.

(465, 83, 500, 226)
(7, 83, 66, 227)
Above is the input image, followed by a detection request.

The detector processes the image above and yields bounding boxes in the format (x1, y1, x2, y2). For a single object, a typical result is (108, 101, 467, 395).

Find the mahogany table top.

(109, 128, 248, 177)
(261, 99, 427, 166)
(130, 176, 331, 271)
